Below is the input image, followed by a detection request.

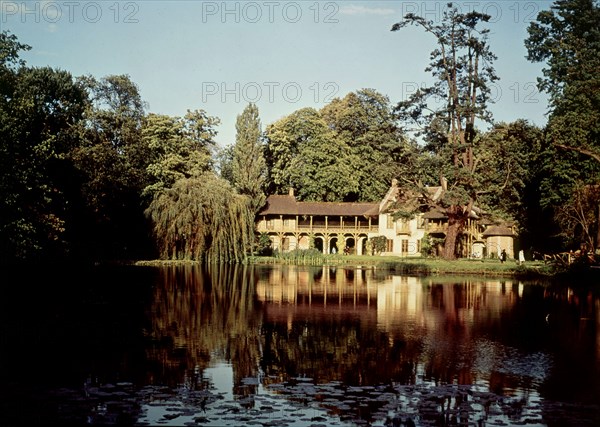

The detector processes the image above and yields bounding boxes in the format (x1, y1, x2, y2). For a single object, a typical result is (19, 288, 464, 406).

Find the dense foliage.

(145, 175, 253, 262)
(262, 90, 407, 203)
(391, 5, 503, 258)
(525, 0, 600, 252)
(231, 103, 267, 214)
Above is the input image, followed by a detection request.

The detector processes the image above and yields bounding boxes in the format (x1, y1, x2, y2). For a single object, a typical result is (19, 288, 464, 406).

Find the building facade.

(256, 186, 516, 258)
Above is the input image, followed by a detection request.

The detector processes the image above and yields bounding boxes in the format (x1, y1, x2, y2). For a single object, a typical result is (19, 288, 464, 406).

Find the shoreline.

(135, 256, 557, 279)
(89, 256, 598, 283)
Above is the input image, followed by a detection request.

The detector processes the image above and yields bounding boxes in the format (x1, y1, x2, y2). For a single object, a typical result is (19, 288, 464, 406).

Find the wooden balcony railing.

(396, 224, 411, 235)
(426, 224, 447, 234)
(257, 223, 378, 233)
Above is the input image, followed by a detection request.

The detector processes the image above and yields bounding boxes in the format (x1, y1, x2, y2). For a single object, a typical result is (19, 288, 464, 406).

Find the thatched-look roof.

(423, 208, 447, 219)
(258, 195, 297, 215)
(482, 225, 515, 237)
(259, 194, 379, 216)
(422, 207, 480, 220)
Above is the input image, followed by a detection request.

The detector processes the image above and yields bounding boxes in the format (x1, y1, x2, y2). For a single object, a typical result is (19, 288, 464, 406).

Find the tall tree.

(141, 110, 217, 200)
(391, 4, 499, 259)
(320, 89, 408, 202)
(477, 121, 544, 239)
(232, 103, 267, 214)
(145, 173, 253, 262)
(71, 74, 150, 260)
(265, 107, 360, 201)
(525, 0, 600, 164)
(525, 0, 600, 250)
(0, 33, 87, 262)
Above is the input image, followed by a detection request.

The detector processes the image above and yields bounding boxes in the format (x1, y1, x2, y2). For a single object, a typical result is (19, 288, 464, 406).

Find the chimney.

(288, 188, 295, 197)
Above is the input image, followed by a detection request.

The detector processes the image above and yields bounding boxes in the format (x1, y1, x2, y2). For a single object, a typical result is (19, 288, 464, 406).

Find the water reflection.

(257, 268, 549, 389)
(145, 264, 262, 398)
(1, 264, 599, 426)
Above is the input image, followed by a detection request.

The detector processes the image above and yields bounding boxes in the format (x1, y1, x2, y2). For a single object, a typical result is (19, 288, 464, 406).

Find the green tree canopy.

(526, 0, 600, 165)
(526, 0, 600, 251)
(70, 74, 152, 260)
(232, 103, 267, 214)
(320, 89, 408, 201)
(145, 173, 253, 262)
(265, 107, 360, 202)
(141, 110, 218, 200)
(0, 53, 86, 261)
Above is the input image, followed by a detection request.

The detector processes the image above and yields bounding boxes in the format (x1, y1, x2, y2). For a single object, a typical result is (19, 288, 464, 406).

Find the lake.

(0, 264, 599, 426)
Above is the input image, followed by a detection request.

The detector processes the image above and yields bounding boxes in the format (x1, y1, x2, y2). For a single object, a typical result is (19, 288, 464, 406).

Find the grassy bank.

(134, 252, 558, 279)
(248, 253, 555, 278)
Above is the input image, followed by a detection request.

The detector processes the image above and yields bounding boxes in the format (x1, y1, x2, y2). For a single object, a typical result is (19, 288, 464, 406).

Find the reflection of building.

(257, 266, 559, 401)
(256, 266, 378, 322)
(256, 184, 516, 258)
(256, 266, 521, 335)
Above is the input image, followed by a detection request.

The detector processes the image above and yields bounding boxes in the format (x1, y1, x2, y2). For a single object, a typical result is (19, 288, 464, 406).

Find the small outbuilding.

(482, 224, 516, 260)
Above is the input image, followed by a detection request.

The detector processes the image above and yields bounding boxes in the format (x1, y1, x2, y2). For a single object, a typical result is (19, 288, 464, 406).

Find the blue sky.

(2, 0, 552, 146)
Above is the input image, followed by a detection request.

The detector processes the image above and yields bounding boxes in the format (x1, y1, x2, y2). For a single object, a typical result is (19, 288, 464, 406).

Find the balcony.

(257, 221, 378, 234)
(396, 223, 411, 235)
(426, 224, 447, 235)
(298, 224, 377, 233)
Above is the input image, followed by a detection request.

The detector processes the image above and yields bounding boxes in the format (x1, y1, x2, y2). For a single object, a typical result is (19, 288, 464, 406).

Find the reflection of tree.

(259, 271, 554, 394)
(145, 264, 263, 397)
(257, 272, 569, 425)
(541, 284, 600, 407)
(261, 320, 421, 386)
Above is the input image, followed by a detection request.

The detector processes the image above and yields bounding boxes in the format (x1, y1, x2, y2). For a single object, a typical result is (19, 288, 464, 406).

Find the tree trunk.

(442, 207, 467, 260)
(596, 203, 600, 253)
(443, 220, 460, 260)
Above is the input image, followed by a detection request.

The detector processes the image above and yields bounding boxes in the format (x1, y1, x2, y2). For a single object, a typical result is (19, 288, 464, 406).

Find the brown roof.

(422, 207, 481, 220)
(259, 195, 297, 214)
(298, 202, 379, 216)
(259, 195, 379, 216)
(482, 225, 515, 237)
(423, 208, 447, 219)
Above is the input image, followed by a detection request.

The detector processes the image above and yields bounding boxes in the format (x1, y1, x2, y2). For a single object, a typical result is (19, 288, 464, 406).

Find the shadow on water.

(0, 264, 599, 426)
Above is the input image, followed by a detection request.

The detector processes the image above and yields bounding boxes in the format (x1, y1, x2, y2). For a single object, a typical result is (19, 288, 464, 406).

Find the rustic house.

(256, 188, 379, 255)
(256, 185, 516, 258)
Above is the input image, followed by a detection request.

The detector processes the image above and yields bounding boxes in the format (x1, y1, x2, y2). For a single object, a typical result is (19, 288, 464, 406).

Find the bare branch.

(555, 143, 600, 164)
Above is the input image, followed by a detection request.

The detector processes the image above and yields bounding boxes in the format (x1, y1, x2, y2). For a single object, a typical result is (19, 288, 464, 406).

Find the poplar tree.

(232, 103, 267, 214)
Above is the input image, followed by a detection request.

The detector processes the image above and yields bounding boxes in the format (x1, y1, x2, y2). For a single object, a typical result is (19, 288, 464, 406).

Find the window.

(387, 215, 394, 229)
(402, 239, 409, 254)
(386, 239, 394, 252)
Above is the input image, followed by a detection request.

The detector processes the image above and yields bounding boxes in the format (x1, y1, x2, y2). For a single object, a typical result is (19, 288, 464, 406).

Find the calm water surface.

(1, 264, 599, 426)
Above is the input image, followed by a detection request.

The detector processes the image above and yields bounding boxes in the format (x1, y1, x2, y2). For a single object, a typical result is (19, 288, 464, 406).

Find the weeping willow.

(145, 173, 253, 262)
